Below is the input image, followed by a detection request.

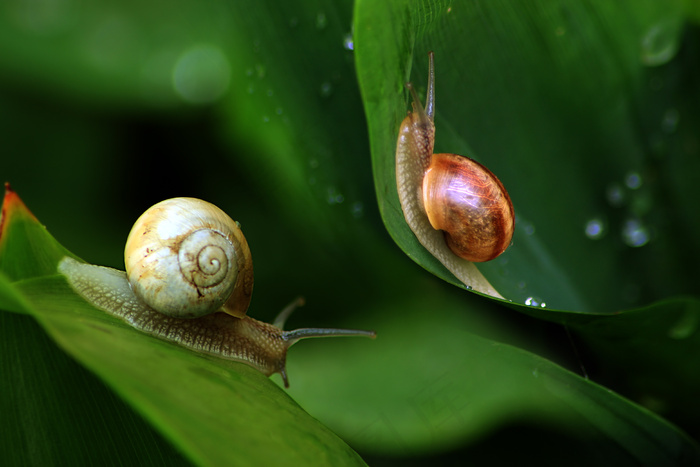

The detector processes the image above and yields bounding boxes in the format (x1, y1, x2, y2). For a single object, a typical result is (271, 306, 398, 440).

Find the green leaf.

(355, 0, 699, 312)
(17, 275, 365, 466)
(0, 308, 188, 466)
(286, 294, 700, 464)
(568, 297, 700, 432)
(0, 272, 31, 314)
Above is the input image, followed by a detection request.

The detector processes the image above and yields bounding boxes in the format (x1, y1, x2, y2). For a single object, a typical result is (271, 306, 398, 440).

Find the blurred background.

(0, 0, 384, 326)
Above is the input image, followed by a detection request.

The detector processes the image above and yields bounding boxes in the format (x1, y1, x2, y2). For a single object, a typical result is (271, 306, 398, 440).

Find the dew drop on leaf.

(585, 218, 606, 240)
(640, 21, 680, 67)
(621, 218, 650, 247)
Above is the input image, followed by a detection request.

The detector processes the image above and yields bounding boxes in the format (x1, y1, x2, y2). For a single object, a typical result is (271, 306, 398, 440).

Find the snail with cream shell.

(396, 52, 515, 297)
(59, 197, 375, 387)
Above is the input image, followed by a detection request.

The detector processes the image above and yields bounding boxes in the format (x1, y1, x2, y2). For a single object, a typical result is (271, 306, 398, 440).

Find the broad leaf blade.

(0, 188, 366, 466)
(0, 303, 188, 466)
(356, 0, 698, 312)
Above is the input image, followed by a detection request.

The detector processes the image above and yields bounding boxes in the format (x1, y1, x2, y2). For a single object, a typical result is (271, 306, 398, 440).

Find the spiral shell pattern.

(124, 198, 251, 318)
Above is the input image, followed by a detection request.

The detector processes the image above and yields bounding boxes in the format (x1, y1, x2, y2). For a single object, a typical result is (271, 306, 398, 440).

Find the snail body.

(395, 53, 514, 297)
(59, 197, 374, 387)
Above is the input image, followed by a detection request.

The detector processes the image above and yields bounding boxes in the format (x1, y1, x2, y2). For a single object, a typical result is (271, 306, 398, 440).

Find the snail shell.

(423, 153, 514, 262)
(396, 52, 514, 297)
(124, 198, 253, 319)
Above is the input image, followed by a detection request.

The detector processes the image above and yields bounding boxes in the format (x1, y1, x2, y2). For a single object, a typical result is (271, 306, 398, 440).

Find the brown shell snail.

(395, 52, 514, 298)
(59, 197, 375, 387)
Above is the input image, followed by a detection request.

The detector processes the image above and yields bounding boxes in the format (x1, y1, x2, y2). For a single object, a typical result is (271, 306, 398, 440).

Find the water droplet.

(319, 82, 333, 98)
(641, 22, 680, 66)
(606, 182, 626, 207)
(172, 45, 231, 104)
(316, 12, 327, 30)
(351, 201, 364, 218)
(343, 32, 354, 51)
(661, 108, 679, 134)
(309, 158, 319, 169)
(245, 68, 254, 77)
(465, 285, 473, 291)
(266, 89, 274, 97)
(625, 172, 642, 190)
(585, 218, 606, 240)
(262, 115, 270, 123)
(523, 223, 535, 236)
(517, 281, 526, 289)
(326, 186, 344, 205)
(275, 107, 283, 115)
(621, 218, 650, 247)
(524, 297, 546, 307)
(668, 312, 699, 339)
(246, 84, 254, 94)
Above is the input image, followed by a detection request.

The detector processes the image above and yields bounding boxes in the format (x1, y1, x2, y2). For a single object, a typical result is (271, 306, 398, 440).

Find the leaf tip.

(1, 183, 38, 242)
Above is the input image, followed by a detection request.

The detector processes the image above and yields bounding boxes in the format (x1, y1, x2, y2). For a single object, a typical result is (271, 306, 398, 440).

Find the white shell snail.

(124, 198, 254, 319)
(59, 197, 375, 387)
(395, 52, 514, 298)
